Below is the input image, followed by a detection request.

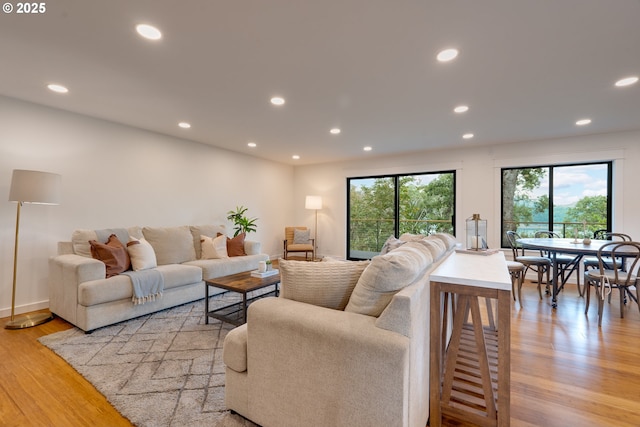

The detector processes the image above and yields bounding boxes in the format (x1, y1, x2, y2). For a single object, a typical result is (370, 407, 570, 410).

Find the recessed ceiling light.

(47, 84, 68, 94)
(136, 24, 162, 40)
(454, 105, 469, 113)
(247, 142, 257, 148)
(437, 48, 458, 62)
(363, 146, 372, 152)
(576, 119, 592, 126)
(615, 76, 638, 87)
(292, 154, 300, 160)
(330, 128, 341, 135)
(270, 97, 285, 106)
(178, 122, 191, 129)
(462, 133, 474, 139)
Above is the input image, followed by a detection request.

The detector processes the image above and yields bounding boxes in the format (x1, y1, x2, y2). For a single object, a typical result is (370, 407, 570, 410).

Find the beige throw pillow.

(345, 242, 434, 317)
(279, 259, 370, 310)
(142, 226, 196, 265)
(127, 237, 158, 271)
(201, 234, 229, 259)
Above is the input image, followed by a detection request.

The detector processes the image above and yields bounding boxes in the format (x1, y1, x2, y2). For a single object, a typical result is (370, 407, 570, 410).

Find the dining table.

(516, 238, 621, 308)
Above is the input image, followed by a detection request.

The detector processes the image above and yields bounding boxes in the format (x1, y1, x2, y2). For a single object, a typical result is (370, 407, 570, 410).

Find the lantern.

(466, 213, 487, 251)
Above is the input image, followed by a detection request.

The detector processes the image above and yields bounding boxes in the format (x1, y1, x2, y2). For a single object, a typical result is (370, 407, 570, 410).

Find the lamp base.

(5, 311, 54, 329)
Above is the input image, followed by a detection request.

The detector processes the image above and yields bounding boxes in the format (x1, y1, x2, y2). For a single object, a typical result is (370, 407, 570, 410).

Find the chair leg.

(584, 278, 591, 315)
(518, 271, 524, 307)
(620, 287, 625, 319)
(597, 284, 605, 327)
(537, 269, 543, 300)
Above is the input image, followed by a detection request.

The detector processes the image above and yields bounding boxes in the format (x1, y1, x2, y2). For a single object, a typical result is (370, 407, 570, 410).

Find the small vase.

(582, 237, 591, 245)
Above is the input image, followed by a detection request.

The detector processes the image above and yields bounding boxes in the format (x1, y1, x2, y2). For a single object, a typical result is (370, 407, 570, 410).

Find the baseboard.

(0, 300, 49, 319)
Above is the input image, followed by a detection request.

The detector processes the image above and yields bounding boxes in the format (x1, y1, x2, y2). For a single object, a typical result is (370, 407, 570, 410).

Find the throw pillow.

(279, 259, 370, 310)
(429, 232, 458, 250)
(226, 233, 246, 257)
(201, 234, 229, 259)
(89, 234, 131, 278)
(380, 235, 405, 255)
(293, 228, 311, 244)
(345, 242, 433, 317)
(126, 237, 158, 271)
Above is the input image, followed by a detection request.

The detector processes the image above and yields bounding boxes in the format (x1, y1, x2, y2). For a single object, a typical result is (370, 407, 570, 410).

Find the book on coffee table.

(250, 269, 279, 278)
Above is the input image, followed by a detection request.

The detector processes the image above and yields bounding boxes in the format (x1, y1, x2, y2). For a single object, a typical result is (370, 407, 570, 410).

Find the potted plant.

(226, 206, 258, 237)
(265, 259, 273, 271)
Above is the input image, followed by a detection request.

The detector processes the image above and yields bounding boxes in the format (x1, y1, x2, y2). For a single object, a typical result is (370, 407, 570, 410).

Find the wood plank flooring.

(1, 282, 639, 426)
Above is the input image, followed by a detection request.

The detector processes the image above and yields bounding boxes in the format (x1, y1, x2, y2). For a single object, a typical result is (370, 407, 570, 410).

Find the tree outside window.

(348, 171, 455, 260)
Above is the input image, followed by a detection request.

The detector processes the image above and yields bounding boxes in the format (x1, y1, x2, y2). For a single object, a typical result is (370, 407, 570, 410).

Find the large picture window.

(501, 162, 612, 247)
(347, 171, 456, 260)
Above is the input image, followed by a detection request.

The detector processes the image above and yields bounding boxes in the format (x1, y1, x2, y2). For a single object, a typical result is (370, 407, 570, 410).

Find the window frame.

(500, 161, 613, 248)
(346, 170, 457, 260)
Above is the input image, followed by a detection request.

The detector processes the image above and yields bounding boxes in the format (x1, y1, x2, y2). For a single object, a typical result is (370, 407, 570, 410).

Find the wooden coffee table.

(205, 270, 280, 326)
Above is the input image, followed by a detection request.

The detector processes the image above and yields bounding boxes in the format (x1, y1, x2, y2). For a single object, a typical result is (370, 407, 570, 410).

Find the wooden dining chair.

(583, 241, 640, 326)
(506, 231, 552, 300)
(583, 232, 632, 277)
(534, 231, 583, 296)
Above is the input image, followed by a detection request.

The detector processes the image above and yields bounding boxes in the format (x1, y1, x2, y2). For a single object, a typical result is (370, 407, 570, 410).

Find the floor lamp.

(305, 195, 322, 258)
(5, 169, 62, 329)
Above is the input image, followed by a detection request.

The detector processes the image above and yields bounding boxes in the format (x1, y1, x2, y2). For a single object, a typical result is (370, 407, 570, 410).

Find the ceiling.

(1, 0, 639, 166)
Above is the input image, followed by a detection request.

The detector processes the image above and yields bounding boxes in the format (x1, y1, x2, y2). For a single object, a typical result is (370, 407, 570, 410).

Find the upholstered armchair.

(283, 226, 315, 260)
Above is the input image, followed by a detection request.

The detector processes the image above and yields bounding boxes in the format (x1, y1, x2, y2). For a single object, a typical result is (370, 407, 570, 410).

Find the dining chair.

(583, 232, 632, 272)
(506, 231, 552, 300)
(534, 231, 583, 296)
(506, 260, 526, 307)
(583, 241, 640, 326)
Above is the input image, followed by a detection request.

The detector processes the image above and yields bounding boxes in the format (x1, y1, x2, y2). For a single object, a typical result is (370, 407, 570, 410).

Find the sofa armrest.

(244, 240, 261, 255)
(243, 297, 410, 427)
(48, 254, 106, 325)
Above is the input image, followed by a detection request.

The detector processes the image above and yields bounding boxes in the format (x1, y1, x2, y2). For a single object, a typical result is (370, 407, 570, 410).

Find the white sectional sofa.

(223, 233, 458, 427)
(49, 224, 268, 332)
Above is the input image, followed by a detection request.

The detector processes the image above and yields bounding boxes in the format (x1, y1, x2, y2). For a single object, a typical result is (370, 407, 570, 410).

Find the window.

(347, 171, 456, 260)
(501, 162, 612, 247)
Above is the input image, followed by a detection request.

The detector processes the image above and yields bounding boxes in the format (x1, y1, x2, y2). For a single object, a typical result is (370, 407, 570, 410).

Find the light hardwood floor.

(1, 282, 639, 427)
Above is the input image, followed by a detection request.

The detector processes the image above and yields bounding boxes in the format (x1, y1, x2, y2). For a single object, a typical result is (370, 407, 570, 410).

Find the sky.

(530, 164, 608, 206)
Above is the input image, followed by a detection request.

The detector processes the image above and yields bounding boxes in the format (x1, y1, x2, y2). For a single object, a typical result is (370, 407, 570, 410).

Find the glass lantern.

(466, 214, 487, 251)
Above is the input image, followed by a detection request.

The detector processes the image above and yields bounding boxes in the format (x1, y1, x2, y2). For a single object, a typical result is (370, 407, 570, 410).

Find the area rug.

(38, 293, 260, 427)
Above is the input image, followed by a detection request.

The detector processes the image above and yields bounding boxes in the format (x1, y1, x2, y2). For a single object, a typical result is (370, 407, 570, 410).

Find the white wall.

(0, 96, 294, 317)
(293, 131, 640, 259)
(3, 93, 639, 316)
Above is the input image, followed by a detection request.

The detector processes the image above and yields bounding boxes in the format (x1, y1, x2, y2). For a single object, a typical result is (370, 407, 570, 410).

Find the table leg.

(242, 293, 248, 323)
(205, 283, 210, 324)
(552, 252, 559, 308)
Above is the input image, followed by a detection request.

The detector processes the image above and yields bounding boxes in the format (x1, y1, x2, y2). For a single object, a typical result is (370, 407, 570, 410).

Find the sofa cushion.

(380, 235, 405, 255)
(201, 234, 229, 259)
(184, 253, 267, 281)
(89, 234, 131, 278)
(345, 242, 433, 317)
(78, 264, 202, 306)
(190, 225, 226, 259)
(227, 233, 246, 257)
(142, 226, 196, 265)
(126, 237, 158, 271)
(279, 259, 370, 310)
(428, 232, 457, 250)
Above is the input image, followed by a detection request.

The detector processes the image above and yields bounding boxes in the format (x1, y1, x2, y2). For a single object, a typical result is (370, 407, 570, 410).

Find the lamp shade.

(9, 169, 62, 205)
(305, 195, 322, 210)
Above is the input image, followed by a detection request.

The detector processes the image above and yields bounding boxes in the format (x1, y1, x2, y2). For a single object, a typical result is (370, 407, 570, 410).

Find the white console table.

(429, 250, 511, 427)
